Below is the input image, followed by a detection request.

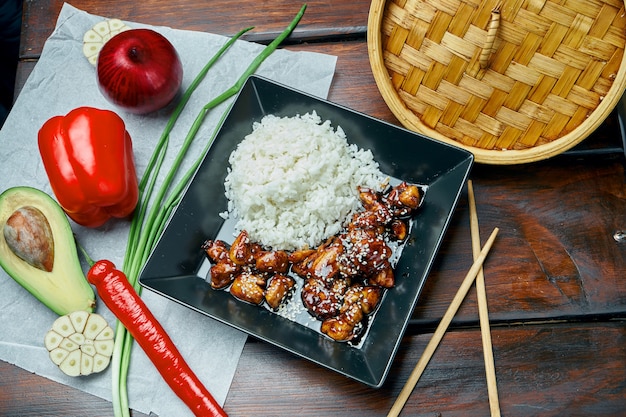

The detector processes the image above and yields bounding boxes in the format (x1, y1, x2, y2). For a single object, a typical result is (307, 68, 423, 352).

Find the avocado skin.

(0, 186, 96, 315)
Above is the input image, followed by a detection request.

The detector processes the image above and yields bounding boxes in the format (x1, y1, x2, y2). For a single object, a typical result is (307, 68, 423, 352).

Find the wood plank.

(4, 322, 622, 416)
(14, 60, 35, 100)
(0, 359, 148, 416)
(226, 322, 626, 416)
(19, 0, 371, 59)
(411, 154, 626, 327)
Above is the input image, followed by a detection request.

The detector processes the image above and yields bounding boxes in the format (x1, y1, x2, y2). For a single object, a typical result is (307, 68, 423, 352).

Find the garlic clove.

(83, 313, 109, 340)
(59, 349, 82, 377)
(68, 310, 89, 333)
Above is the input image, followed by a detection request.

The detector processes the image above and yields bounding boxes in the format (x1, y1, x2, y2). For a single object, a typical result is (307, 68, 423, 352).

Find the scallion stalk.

(109, 5, 307, 416)
(112, 26, 253, 417)
(123, 26, 254, 273)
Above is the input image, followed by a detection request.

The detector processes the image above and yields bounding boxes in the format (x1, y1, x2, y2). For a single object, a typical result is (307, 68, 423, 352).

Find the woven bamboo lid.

(368, 0, 626, 164)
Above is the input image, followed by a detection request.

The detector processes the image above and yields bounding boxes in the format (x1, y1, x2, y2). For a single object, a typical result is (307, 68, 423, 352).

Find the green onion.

(111, 27, 252, 417)
(109, 5, 307, 417)
(122, 25, 254, 274)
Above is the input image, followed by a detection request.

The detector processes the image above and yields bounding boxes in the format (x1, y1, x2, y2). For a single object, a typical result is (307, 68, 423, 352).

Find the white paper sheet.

(0, 3, 336, 416)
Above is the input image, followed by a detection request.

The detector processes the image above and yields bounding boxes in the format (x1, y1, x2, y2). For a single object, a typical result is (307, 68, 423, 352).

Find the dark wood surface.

(2, 1, 626, 416)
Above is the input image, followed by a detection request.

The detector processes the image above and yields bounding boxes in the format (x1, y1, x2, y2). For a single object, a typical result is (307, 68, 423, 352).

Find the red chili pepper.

(38, 107, 139, 228)
(87, 259, 227, 417)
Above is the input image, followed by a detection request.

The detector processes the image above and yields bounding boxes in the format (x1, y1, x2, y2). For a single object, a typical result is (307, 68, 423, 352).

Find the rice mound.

(224, 111, 386, 251)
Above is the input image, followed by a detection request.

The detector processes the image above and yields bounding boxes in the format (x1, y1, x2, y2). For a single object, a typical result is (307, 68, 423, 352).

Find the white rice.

(224, 111, 386, 251)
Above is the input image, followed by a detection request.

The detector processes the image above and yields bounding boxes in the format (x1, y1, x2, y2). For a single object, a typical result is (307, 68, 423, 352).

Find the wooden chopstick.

(387, 226, 499, 417)
(468, 180, 501, 417)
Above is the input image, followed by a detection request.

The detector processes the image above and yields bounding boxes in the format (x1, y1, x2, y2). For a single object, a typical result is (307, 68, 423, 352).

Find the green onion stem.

(109, 6, 306, 417)
(134, 2, 308, 260)
(110, 27, 253, 417)
(123, 26, 254, 272)
(127, 3, 307, 283)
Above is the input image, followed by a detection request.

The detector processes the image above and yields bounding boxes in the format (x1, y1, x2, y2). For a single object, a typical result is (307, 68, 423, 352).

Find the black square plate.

(139, 75, 474, 387)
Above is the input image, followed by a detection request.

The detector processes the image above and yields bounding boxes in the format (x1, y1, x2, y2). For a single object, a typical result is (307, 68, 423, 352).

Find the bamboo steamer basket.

(367, 0, 626, 164)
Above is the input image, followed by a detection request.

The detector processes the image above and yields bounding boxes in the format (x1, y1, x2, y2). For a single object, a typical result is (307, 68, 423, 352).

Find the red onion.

(96, 29, 183, 114)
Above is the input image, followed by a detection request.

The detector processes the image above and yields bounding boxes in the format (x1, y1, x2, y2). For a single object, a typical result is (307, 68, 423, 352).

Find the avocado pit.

(4, 206, 55, 272)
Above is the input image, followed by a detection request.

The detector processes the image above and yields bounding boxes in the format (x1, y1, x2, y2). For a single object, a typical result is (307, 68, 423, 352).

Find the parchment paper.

(0, 3, 336, 416)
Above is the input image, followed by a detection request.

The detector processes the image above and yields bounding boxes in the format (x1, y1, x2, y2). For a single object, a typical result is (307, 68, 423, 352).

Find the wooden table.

(2, 1, 626, 416)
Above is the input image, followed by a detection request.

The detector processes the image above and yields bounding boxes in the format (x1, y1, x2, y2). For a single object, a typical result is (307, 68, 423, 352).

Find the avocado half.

(0, 186, 96, 315)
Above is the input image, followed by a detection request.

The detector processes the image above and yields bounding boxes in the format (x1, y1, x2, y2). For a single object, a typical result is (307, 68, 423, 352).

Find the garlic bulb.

(44, 311, 114, 376)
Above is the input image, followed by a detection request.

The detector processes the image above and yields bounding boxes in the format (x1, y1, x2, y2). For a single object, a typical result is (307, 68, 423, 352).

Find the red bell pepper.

(38, 107, 139, 228)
